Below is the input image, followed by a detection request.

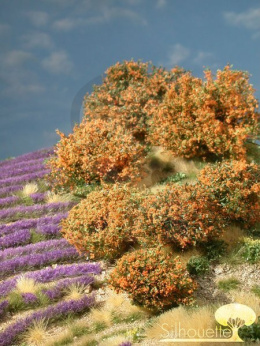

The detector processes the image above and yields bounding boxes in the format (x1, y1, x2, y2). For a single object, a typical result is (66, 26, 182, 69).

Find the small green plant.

(242, 238, 260, 263)
(30, 230, 46, 243)
(217, 277, 241, 292)
(160, 172, 187, 184)
(200, 239, 228, 261)
(187, 256, 210, 276)
(251, 285, 260, 298)
(239, 316, 260, 342)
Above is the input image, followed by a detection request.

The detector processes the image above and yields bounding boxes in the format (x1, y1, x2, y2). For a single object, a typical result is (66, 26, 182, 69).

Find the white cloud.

(22, 32, 54, 50)
(193, 51, 214, 65)
(53, 5, 147, 31)
(42, 51, 74, 74)
(2, 50, 33, 67)
(0, 23, 10, 35)
(224, 7, 260, 30)
(156, 0, 167, 8)
(26, 11, 49, 27)
(165, 44, 190, 67)
(0, 67, 45, 98)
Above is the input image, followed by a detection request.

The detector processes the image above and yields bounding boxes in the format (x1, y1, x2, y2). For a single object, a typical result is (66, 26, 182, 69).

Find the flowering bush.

(83, 60, 184, 140)
(197, 160, 260, 226)
(148, 65, 259, 159)
(133, 184, 224, 249)
(108, 247, 197, 311)
(61, 184, 140, 260)
(47, 118, 147, 191)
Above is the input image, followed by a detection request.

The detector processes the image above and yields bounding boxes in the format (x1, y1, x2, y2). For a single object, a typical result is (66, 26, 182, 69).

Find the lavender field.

(0, 149, 106, 346)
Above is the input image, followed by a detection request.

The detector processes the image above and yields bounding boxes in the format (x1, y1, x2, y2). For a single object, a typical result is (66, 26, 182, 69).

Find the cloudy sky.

(0, 0, 260, 159)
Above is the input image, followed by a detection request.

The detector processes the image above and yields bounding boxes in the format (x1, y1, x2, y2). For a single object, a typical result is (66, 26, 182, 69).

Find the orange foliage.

(197, 160, 260, 227)
(148, 65, 258, 159)
(60, 184, 140, 260)
(108, 247, 197, 311)
(133, 184, 225, 249)
(47, 118, 147, 191)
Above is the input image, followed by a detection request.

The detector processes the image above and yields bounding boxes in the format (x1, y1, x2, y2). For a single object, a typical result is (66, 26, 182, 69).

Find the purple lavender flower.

(0, 201, 74, 221)
(0, 294, 95, 346)
(0, 300, 8, 317)
(0, 238, 71, 261)
(119, 342, 132, 346)
(22, 293, 38, 305)
(29, 193, 46, 203)
(0, 163, 46, 180)
(0, 184, 23, 198)
(0, 229, 31, 250)
(0, 263, 101, 297)
(0, 196, 19, 208)
(42, 275, 94, 300)
(0, 169, 50, 188)
(0, 247, 81, 279)
(0, 148, 54, 169)
(0, 212, 67, 238)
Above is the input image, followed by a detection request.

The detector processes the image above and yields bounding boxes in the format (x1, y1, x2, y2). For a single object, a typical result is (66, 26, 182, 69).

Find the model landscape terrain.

(0, 60, 260, 346)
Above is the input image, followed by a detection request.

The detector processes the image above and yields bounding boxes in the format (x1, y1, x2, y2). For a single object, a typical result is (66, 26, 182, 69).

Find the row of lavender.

(0, 148, 102, 346)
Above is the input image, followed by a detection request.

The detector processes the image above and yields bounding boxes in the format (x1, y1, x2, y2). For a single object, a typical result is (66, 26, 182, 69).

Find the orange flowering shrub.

(133, 184, 225, 249)
(198, 160, 260, 226)
(84, 60, 185, 140)
(47, 118, 147, 191)
(148, 65, 259, 159)
(108, 247, 197, 311)
(60, 184, 140, 260)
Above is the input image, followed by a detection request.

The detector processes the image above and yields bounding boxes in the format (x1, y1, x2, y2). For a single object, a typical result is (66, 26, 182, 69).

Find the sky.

(0, 0, 260, 160)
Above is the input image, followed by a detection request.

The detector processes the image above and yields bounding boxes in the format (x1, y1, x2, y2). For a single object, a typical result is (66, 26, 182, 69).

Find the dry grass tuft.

(145, 305, 216, 342)
(219, 225, 245, 249)
(64, 284, 86, 301)
(230, 290, 260, 318)
(45, 191, 72, 204)
(99, 335, 130, 346)
(23, 318, 49, 346)
(21, 183, 38, 196)
(16, 275, 41, 294)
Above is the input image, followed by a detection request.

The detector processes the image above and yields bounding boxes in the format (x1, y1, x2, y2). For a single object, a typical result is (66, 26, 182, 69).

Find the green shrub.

(186, 256, 210, 276)
(242, 238, 260, 263)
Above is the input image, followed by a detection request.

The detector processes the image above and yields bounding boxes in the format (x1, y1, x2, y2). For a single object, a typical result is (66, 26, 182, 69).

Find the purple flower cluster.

(0, 196, 19, 208)
(0, 238, 71, 261)
(0, 300, 8, 317)
(0, 201, 73, 221)
(0, 184, 23, 198)
(22, 293, 38, 305)
(0, 247, 81, 279)
(0, 169, 50, 188)
(29, 192, 46, 203)
(0, 229, 31, 250)
(35, 212, 68, 236)
(0, 162, 46, 180)
(0, 262, 101, 297)
(119, 342, 132, 346)
(0, 148, 54, 169)
(0, 294, 95, 346)
(0, 212, 67, 238)
(42, 275, 94, 300)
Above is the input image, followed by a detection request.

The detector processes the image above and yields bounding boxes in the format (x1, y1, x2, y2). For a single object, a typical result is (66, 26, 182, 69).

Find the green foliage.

(239, 316, 260, 343)
(186, 256, 210, 276)
(242, 238, 260, 263)
(251, 285, 260, 298)
(217, 277, 241, 292)
(160, 172, 187, 184)
(200, 239, 228, 261)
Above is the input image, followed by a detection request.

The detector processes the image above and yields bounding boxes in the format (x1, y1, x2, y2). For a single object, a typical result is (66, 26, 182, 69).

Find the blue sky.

(0, 0, 259, 159)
